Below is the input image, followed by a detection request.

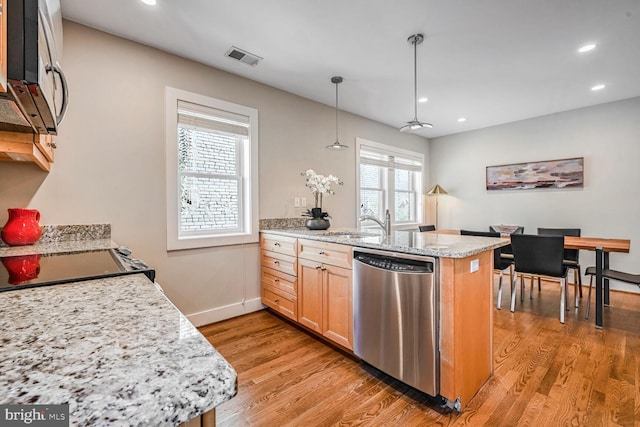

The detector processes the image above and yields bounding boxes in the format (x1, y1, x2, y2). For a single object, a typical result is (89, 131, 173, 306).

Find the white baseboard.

(187, 298, 265, 327)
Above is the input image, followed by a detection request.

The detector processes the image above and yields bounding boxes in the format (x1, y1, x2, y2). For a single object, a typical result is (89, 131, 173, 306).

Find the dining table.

(431, 230, 631, 328)
(563, 236, 631, 328)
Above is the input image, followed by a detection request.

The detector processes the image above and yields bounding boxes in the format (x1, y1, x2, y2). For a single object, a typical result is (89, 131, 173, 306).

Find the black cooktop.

(0, 249, 155, 292)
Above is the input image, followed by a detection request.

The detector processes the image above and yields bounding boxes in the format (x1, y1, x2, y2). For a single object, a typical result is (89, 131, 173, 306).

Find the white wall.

(430, 97, 640, 292)
(0, 22, 429, 324)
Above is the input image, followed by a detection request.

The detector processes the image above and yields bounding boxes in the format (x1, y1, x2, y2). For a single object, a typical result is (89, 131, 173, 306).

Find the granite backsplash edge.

(0, 224, 111, 247)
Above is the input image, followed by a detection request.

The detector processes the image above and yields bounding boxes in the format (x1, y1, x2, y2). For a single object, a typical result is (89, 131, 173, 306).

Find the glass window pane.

(360, 164, 381, 188)
(360, 189, 383, 218)
(395, 169, 411, 191)
(395, 191, 415, 222)
(179, 175, 239, 232)
(178, 127, 238, 175)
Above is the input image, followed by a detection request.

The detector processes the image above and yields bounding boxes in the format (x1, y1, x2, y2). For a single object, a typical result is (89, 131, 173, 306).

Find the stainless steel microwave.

(1, 0, 68, 135)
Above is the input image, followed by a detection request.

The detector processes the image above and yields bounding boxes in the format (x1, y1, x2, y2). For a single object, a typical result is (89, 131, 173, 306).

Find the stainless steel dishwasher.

(353, 247, 439, 397)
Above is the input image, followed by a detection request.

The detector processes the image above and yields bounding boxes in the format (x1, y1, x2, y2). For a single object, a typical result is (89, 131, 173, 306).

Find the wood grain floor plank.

(201, 278, 640, 426)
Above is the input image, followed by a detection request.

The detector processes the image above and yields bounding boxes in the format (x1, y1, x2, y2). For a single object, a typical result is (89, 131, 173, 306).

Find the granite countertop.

(0, 274, 237, 426)
(261, 228, 508, 258)
(0, 239, 115, 257)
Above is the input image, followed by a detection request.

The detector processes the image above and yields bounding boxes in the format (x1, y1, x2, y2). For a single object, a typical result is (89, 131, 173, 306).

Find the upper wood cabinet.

(0, 0, 6, 92)
(0, 131, 52, 171)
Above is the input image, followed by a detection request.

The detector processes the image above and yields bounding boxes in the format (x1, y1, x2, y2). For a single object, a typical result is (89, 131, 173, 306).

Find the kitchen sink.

(320, 231, 381, 239)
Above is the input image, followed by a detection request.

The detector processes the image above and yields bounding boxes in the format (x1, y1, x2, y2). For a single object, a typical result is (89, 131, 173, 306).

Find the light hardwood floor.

(199, 280, 640, 426)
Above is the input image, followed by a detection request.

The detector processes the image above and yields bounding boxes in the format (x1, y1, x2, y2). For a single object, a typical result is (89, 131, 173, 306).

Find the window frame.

(165, 87, 259, 250)
(356, 137, 424, 230)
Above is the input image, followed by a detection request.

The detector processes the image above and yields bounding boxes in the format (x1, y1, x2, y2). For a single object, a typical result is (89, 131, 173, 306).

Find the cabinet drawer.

(261, 250, 297, 276)
(262, 266, 297, 296)
(298, 238, 352, 269)
(262, 285, 297, 322)
(260, 234, 298, 256)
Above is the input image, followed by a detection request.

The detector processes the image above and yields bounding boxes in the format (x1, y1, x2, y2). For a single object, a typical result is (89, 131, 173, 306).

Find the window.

(356, 138, 424, 228)
(166, 87, 258, 250)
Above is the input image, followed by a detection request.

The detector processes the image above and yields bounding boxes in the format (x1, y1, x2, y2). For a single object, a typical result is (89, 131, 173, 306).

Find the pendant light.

(400, 34, 433, 132)
(326, 76, 349, 150)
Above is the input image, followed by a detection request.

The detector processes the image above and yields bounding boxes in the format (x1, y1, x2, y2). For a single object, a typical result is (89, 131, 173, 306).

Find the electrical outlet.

(294, 197, 300, 207)
(470, 259, 479, 273)
(301, 197, 307, 207)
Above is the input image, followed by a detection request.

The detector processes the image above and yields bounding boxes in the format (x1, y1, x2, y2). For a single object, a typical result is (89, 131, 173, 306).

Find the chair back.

(461, 230, 505, 270)
(419, 225, 436, 232)
(511, 234, 565, 277)
(537, 227, 580, 262)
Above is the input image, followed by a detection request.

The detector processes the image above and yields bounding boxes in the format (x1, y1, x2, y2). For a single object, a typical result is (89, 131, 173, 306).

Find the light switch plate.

(294, 197, 300, 207)
(470, 259, 479, 273)
(301, 197, 307, 207)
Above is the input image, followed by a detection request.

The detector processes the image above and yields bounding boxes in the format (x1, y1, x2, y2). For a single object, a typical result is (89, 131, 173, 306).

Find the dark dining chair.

(537, 227, 583, 300)
(584, 266, 640, 319)
(419, 225, 436, 232)
(488, 226, 523, 264)
(510, 234, 570, 323)
(461, 230, 513, 309)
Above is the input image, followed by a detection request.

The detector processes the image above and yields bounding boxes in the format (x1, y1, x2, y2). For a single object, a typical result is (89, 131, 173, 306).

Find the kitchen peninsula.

(0, 226, 237, 426)
(260, 227, 507, 410)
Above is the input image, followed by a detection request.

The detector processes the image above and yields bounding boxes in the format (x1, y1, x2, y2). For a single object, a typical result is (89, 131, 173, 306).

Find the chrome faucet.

(359, 209, 391, 235)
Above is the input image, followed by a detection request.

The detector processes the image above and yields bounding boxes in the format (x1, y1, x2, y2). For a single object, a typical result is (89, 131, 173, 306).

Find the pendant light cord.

(413, 37, 418, 121)
(335, 80, 339, 142)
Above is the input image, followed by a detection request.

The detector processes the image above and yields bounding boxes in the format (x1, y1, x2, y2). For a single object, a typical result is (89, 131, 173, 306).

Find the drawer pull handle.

(321, 265, 327, 271)
(274, 298, 280, 303)
(274, 278, 280, 282)
(274, 242, 281, 247)
(316, 265, 322, 270)
(319, 251, 326, 255)
(274, 260, 280, 265)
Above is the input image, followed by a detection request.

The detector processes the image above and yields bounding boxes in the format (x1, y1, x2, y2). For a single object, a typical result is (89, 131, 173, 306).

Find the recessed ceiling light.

(457, 117, 466, 123)
(578, 43, 596, 53)
(418, 97, 428, 103)
(140, 0, 157, 5)
(591, 84, 606, 91)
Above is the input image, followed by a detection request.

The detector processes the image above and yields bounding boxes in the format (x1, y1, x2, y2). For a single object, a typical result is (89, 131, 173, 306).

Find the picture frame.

(486, 157, 584, 191)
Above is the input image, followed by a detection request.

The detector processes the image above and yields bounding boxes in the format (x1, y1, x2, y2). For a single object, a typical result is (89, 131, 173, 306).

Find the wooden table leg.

(595, 247, 603, 329)
(604, 252, 610, 307)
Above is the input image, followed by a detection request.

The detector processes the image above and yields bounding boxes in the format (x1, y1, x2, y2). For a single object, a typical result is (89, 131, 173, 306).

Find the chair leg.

(510, 274, 516, 312)
(565, 280, 570, 311)
(520, 275, 525, 302)
(574, 271, 579, 308)
(560, 278, 566, 324)
(530, 275, 534, 299)
(538, 276, 541, 291)
(585, 274, 593, 319)
(497, 271, 503, 310)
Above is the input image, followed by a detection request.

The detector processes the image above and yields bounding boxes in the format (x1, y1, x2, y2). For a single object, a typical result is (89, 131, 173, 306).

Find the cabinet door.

(323, 265, 353, 349)
(297, 258, 324, 333)
(0, 0, 6, 92)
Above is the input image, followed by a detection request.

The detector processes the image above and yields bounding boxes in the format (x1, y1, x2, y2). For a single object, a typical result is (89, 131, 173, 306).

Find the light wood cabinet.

(297, 238, 353, 350)
(0, 131, 52, 171)
(0, 0, 6, 92)
(260, 234, 299, 322)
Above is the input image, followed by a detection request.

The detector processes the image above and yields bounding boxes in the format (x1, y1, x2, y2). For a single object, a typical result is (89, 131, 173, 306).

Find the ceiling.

(59, 0, 640, 139)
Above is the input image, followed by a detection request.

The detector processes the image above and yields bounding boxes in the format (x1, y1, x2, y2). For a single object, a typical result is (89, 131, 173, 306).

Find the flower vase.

(305, 218, 330, 230)
(1, 208, 43, 246)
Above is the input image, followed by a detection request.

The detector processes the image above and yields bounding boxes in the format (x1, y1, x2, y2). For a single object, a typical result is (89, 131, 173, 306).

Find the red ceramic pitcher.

(1, 208, 43, 246)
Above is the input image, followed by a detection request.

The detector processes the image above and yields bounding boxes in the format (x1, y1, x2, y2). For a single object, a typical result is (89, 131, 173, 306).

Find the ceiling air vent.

(225, 46, 263, 66)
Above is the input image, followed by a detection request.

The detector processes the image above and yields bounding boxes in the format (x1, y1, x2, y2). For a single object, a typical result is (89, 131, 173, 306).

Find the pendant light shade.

(400, 34, 433, 132)
(326, 76, 349, 150)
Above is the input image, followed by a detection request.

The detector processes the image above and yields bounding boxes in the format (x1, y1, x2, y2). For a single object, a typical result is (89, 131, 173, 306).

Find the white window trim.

(165, 87, 259, 250)
(355, 137, 424, 230)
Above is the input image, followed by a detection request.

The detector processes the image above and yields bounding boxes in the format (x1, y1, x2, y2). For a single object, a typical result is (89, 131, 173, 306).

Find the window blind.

(178, 100, 249, 137)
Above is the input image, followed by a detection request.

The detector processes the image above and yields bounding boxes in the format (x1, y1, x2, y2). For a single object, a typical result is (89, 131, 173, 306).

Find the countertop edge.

(261, 229, 508, 258)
